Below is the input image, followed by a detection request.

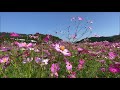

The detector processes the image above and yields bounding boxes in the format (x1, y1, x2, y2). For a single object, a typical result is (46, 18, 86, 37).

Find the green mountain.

(0, 32, 62, 43)
(76, 35, 120, 43)
(1, 32, 120, 43)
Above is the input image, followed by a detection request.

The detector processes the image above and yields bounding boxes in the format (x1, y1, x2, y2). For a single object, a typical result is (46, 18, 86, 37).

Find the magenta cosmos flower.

(109, 67, 120, 74)
(79, 59, 85, 65)
(10, 32, 20, 37)
(43, 34, 51, 42)
(108, 52, 117, 60)
(54, 44, 71, 56)
(51, 63, 60, 77)
(109, 64, 120, 74)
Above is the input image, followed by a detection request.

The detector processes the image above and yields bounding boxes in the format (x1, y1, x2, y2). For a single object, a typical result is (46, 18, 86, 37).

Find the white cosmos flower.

(31, 40, 37, 43)
(29, 48, 34, 50)
(42, 59, 49, 65)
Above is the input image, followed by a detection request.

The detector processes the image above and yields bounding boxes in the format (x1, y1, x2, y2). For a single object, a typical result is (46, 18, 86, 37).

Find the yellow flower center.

(60, 46, 65, 51)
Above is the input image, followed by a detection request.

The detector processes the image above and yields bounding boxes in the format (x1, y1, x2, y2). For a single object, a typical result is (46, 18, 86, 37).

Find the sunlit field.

(1, 32, 120, 78)
(0, 16, 120, 78)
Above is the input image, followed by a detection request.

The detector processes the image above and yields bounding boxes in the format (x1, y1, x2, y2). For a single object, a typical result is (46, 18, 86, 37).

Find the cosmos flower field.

(0, 17, 120, 78)
(0, 32, 120, 78)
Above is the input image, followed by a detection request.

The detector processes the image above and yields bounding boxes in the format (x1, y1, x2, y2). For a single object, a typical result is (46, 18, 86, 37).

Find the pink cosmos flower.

(54, 44, 61, 52)
(77, 59, 85, 70)
(78, 17, 83, 21)
(79, 59, 85, 65)
(14, 41, 19, 45)
(51, 63, 60, 77)
(61, 49, 71, 56)
(17, 42, 33, 48)
(10, 32, 19, 37)
(66, 61, 72, 71)
(0, 56, 9, 64)
(27, 43, 33, 48)
(54, 44, 71, 56)
(108, 52, 117, 60)
(17, 42, 27, 48)
(77, 47, 83, 52)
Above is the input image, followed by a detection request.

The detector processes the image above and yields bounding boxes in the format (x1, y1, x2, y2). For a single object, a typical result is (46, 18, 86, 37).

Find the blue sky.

(0, 12, 120, 41)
